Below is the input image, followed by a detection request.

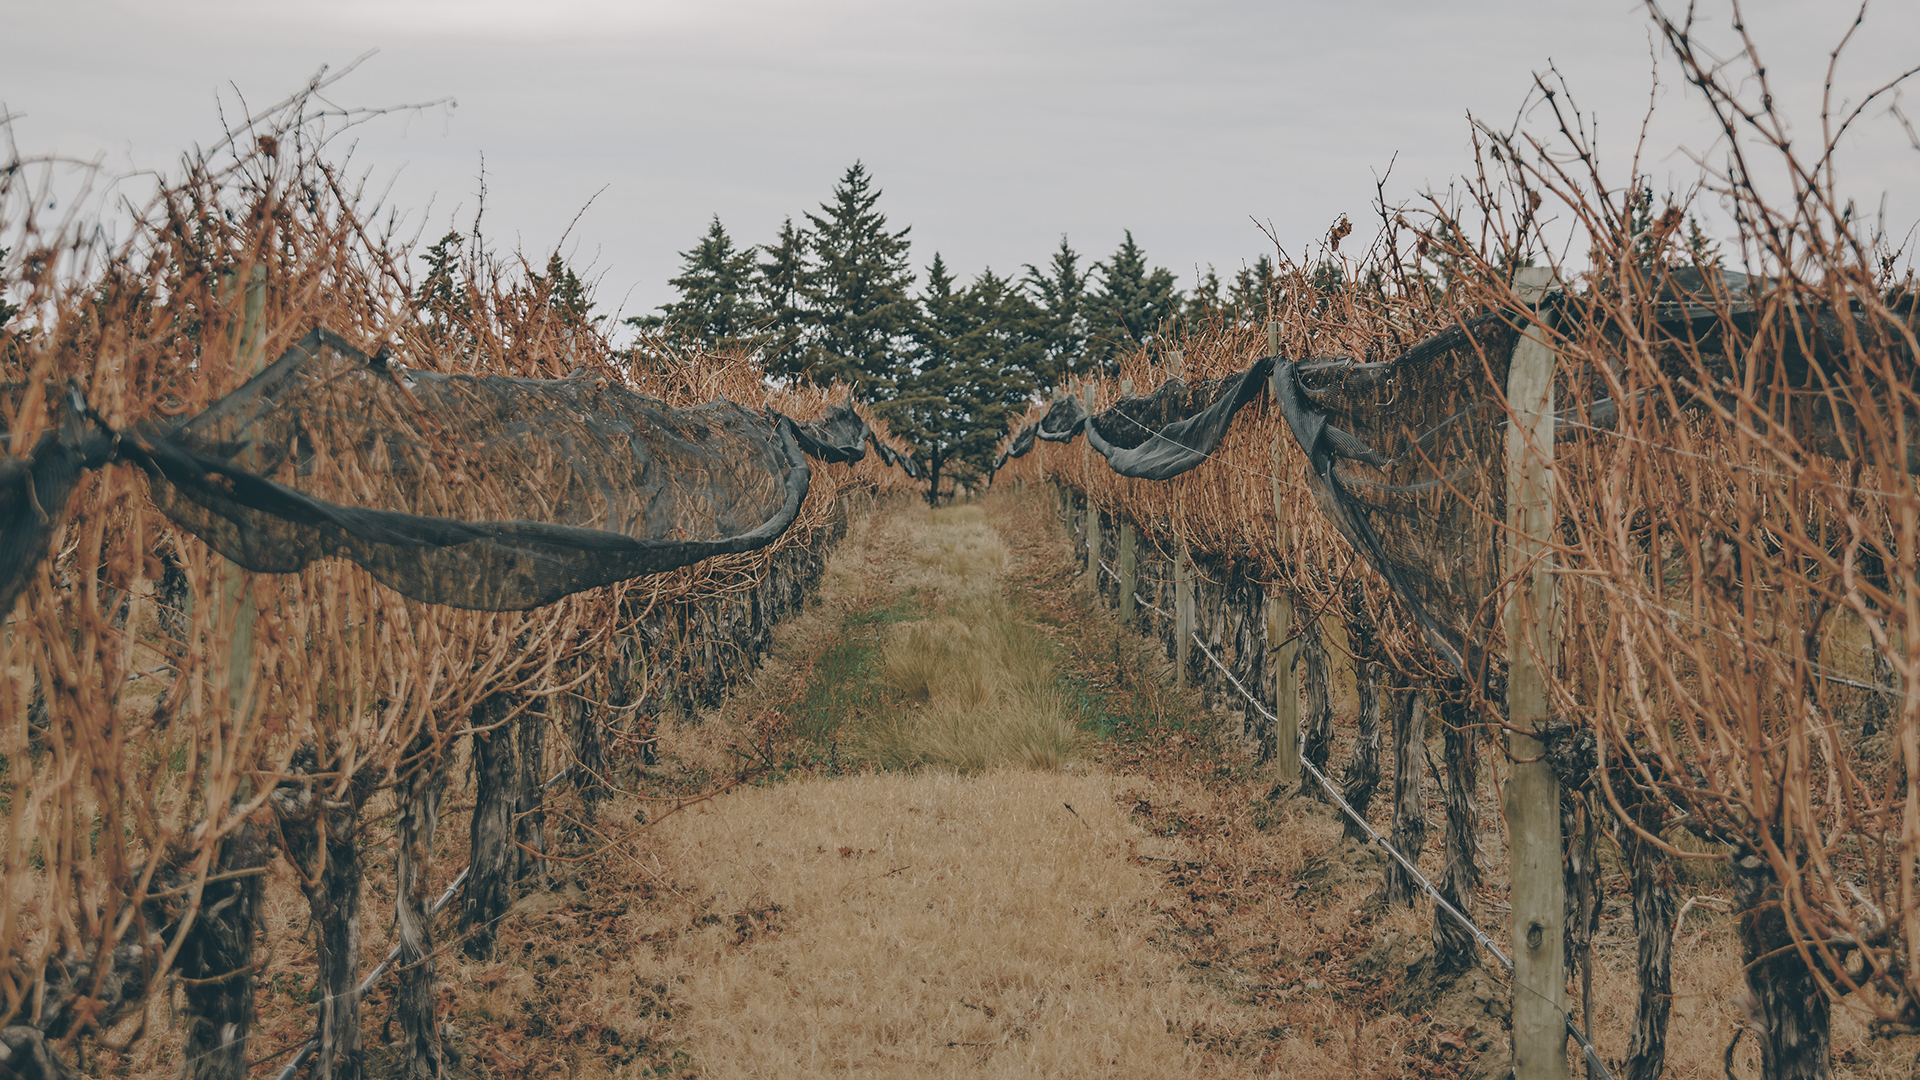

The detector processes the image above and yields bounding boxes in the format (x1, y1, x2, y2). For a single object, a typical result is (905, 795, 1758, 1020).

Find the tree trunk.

(515, 698, 548, 889)
(178, 821, 267, 1080)
(1618, 784, 1675, 1080)
(1432, 686, 1481, 974)
(1734, 852, 1831, 1080)
(276, 751, 369, 1080)
(395, 735, 448, 1080)
(1384, 687, 1428, 907)
(460, 693, 517, 961)
(1300, 619, 1333, 794)
(1341, 659, 1385, 843)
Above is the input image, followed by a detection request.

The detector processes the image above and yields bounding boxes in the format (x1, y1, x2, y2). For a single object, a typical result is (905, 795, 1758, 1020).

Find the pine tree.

(1086, 231, 1180, 376)
(627, 215, 761, 350)
(415, 231, 472, 348)
(1021, 236, 1087, 392)
(885, 256, 1040, 504)
(755, 217, 811, 381)
(529, 252, 596, 326)
(799, 163, 916, 395)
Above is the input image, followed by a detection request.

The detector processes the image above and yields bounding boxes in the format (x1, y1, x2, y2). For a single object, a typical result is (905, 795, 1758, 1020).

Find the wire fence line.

(1098, 556, 1615, 1079)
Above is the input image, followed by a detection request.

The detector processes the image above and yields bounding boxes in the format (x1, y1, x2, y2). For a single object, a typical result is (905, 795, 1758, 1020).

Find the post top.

(1511, 266, 1558, 305)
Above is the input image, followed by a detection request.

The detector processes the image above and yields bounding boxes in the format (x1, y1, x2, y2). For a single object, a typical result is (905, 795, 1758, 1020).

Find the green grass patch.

(793, 598, 917, 749)
(791, 508, 1096, 775)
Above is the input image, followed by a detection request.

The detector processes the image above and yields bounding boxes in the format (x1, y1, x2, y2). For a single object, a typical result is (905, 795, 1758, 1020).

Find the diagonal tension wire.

(1098, 557, 1614, 1079)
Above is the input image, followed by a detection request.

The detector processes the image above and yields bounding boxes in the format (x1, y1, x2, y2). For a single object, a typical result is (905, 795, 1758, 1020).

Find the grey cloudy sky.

(5, 0, 1917, 330)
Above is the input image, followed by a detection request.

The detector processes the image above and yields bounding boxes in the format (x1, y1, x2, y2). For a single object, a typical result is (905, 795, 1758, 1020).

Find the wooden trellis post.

(1505, 266, 1567, 1080)
(1083, 384, 1101, 583)
(1175, 540, 1194, 690)
(224, 264, 268, 721)
(1266, 318, 1299, 779)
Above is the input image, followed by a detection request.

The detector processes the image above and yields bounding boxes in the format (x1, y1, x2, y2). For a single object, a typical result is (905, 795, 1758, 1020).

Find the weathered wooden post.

(1265, 318, 1299, 779)
(223, 264, 268, 718)
(179, 262, 271, 1080)
(1175, 540, 1194, 690)
(1505, 266, 1567, 1080)
(1082, 385, 1101, 585)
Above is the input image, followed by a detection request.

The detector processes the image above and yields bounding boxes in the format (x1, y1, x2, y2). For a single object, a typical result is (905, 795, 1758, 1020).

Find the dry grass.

(603, 769, 1259, 1078)
(860, 505, 1083, 772)
(864, 598, 1084, 773)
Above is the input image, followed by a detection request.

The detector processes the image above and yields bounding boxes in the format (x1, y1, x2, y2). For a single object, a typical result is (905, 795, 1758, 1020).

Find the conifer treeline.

(630, 162, 1279, 502)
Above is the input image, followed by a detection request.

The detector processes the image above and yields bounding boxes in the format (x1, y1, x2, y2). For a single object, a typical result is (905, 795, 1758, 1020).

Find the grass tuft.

(863, 597, 1084, 772)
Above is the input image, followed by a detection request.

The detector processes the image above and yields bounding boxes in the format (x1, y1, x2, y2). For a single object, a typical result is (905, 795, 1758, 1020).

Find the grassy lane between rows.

(401, 489, 1490, 1080)
(590, 496, 1269, 1077)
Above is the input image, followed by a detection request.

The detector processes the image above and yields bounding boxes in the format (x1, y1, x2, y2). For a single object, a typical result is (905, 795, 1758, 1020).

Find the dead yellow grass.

(891, 504, 1008, 602)
(865, 597, 1083, 773)
(621, 768, 1262, 1078)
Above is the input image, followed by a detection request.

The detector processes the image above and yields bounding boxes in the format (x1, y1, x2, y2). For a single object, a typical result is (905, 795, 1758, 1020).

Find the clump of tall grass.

(862, 596, 1082, 771)
(893, 503, 1008, 600)
(819, 506, 1084, 772)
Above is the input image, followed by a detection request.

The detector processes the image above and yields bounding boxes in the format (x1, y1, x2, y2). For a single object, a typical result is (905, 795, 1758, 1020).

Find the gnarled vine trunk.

(276, 751, 370, 1080)
(178, 821, 267, 1080)
(1432, 686, 1481, 973)
(1341, 602, 1385, 841)
(1618, 781, 1675, 1080)
(514, 698, 548, 888)
(1384, 688, 1428, 907)
(461, 693, 517, 961)
(1300, 619, 1333, 796)
(395, 735, 448, 1080)
(1734, 852, 1831, 1080)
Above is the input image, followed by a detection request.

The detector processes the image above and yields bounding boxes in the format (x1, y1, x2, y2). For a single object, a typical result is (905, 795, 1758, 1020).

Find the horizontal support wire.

(1576, 573, 1899, 697)
(1557, 416, 1918, 502)
(1097, 556, 1614, 1079)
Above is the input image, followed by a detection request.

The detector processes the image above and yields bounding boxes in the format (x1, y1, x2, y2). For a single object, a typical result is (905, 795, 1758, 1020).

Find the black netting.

(0, 394, 120, 617)
(1274, 314, 1523, 678)
(2, 329, 895, 613)
(1084, 362, 1275, 480)
(997, 277, 1914, 678)
(994, 363, 1276, 482)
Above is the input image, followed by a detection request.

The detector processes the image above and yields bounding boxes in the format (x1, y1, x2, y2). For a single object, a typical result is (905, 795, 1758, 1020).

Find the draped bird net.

(0, 330, 904, 614)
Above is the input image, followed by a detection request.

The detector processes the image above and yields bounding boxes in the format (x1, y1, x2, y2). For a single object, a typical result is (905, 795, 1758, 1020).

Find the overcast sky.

(5, 0, 1917, 332)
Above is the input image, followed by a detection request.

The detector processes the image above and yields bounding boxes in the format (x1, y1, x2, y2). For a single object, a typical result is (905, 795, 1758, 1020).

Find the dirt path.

(594, 496, 1265, 1077)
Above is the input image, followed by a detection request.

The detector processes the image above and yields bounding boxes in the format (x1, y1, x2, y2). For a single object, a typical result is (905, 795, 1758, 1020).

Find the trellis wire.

(1101, 557, 1613, 1079)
